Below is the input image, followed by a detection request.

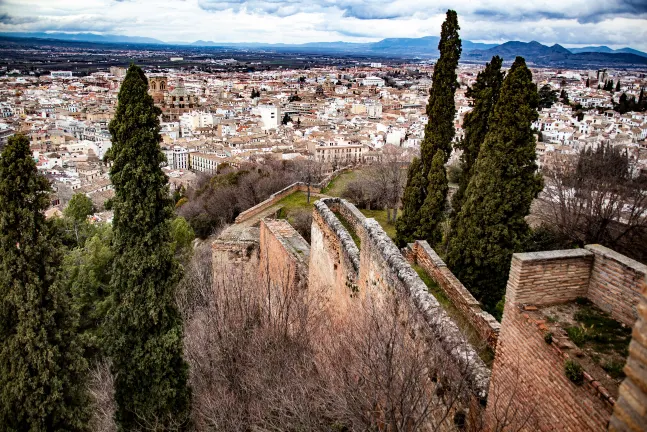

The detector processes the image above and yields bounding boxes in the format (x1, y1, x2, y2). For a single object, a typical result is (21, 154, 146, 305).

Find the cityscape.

(1, 1, 647, 431)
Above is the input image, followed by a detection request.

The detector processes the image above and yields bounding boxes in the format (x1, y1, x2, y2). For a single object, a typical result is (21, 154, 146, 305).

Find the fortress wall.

(212, 226, 260, 278)
(315, 198, 491, 401)
(408, 240, 501, 351)
(308, 200, 360, 318)
(485, 247, 647, 432)
(234, 182, 321, 224)
(586, 244, 647, 327)
(486, 301, 614, 432)
(259, 219, 310, 294)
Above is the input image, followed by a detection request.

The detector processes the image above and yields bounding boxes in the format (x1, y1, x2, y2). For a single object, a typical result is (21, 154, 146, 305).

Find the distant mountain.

(1, 31, 646, 67)
(466, 40, 647, 67)
(0, 32, 165, 45)
(569, 45, 647, 57)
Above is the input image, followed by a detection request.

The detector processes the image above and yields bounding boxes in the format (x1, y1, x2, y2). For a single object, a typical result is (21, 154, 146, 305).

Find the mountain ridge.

(1, 32, 647, 66)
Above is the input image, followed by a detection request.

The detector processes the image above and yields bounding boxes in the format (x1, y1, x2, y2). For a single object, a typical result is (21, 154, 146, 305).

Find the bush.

(446, 163, 462, 184)
(544, 332, 553, 344)
(564, 359, 584, 385)
(566, 325, 588, 346)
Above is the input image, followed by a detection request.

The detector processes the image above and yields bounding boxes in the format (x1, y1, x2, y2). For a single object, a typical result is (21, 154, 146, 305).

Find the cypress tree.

(446, 57, 543, 312)
(451, 56, 504, 214)
(397, 9, 461, 246)
(106, 65, 191, 430)
(586, 77, 590, 87)
(615, 80, 621, 92)
(395, 157, 425, 245)
(0, 134, 89, 430)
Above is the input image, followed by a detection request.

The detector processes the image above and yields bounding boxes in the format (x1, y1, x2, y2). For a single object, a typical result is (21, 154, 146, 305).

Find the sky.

(1, 0, 647, 50)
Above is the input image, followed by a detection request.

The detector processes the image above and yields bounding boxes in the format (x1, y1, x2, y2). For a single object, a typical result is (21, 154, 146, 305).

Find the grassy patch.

(274, 191, 316, 223)
(411, 264, 494, 365)
(333, 210, 361, 248)
(321, 170, 360, 197)
(359, 209, 397, 240)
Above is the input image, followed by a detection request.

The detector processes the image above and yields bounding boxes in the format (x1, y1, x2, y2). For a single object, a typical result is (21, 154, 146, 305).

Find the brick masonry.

(486, 247, 647, 432)
(259, 219, 310, 294)
(505, 249, 594, 306)
(609, 277, 647, 432)
(586, 244, 647, 327)
(486, 300, 614, 431)
(406, 240, 501, 351)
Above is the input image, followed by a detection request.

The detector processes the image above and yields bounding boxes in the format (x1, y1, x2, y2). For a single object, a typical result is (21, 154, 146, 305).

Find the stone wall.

(407, 240, 501, 351)
(212, 225, 260, 276)
(259, 219, 310, 294)
(609, 277, 647, 432)
(586, 244, 647, 327)
(310, 198, 491, 401)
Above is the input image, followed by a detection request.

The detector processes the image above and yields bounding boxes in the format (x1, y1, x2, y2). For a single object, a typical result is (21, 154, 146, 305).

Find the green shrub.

(566, 325, 588, 346)
(544, 332, 553, 344)
(564, 359, 584, 384)
(602, 360, 626, 379)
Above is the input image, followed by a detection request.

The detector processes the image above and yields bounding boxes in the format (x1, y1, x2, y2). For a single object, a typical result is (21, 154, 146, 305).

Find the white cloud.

(0, 0, 645, 50)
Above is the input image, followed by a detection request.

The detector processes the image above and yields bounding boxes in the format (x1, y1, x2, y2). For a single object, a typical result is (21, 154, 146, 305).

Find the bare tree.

(536, 145, 647, 261)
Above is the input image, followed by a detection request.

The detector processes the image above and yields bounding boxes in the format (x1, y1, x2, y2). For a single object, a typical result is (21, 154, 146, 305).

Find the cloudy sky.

(1, 0, 647, 50)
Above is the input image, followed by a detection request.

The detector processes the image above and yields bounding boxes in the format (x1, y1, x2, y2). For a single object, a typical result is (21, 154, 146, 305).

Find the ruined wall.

(212, 226, 260, 277)
(485, 248, 646, 431)
(609, 276, 647, 432)
(407, 240, 500, 351)
(259, 219, 309, 293)
(586, 244, 647, 327)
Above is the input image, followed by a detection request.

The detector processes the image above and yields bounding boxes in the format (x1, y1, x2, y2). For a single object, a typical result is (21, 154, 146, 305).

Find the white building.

(362, 76, 385, 87)
(50, 71, 73, 78)
(366, 102, 382, 119)
(258, 105, 280, 130)
(164, 146, 189, 170)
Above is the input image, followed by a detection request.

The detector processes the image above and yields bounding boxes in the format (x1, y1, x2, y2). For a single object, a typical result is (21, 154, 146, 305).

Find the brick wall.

(486, 302, 614, 431)
(408, 240, 500, 351)
(506, 249, 594, 306)
(586, 244, 647, 327)
(609, 277, 647, 432)
(259, 219, 309, 295)
(308, 200, 360, 319)
(212, 226, 260, 277)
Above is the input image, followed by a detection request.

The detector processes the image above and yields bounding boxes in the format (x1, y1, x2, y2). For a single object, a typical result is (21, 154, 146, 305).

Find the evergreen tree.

(538, 84, 558, 108)
(586, 77, 590, 87)
(639, 88, 645, 110)
(395, 157, 425, 245)
(397, 9, 461, 246)
(560, 89, 570, 104)
(0, 134, 89, 430)
(451, 56, 504, 214)
(446, 57, 543, 312)
(106, 65, 191, 430)
(615, 80, 621, 92)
